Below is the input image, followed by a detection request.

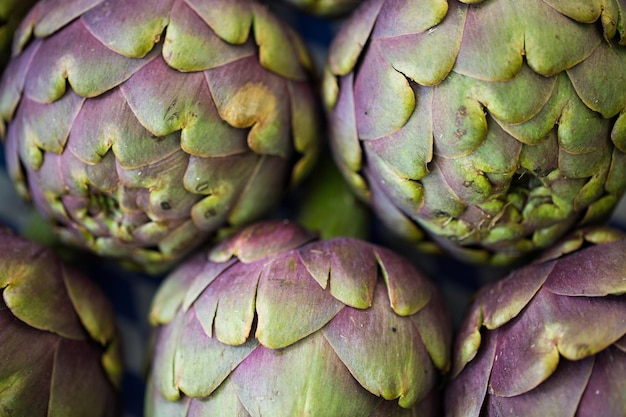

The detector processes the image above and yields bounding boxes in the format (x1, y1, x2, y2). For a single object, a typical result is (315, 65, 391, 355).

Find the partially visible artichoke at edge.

(0, 0, 37, 70)
(146, 220, 452, 416)
(323, 0, 626, 265)
(445, 227, 626, 417)
(0, 225, 123, 416)
(0, 0, 320, 274)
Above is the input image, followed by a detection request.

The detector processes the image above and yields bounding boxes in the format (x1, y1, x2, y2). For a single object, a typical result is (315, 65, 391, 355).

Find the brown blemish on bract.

(221, 83, 277, 129)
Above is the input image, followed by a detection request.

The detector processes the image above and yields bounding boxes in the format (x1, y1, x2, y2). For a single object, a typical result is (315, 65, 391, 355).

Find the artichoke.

(323, 0, 626, 265)
(0, 0, 320, 274)
(0, 225, 123, 416)
(0, 0, 37, 70)
(147, 220, 452, 416)
(445, 227, 626, 416)
(296, 147, 372, 240)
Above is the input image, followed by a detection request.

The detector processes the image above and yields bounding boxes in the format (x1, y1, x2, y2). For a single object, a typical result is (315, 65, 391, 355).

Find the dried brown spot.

(221, 82, 276, 129)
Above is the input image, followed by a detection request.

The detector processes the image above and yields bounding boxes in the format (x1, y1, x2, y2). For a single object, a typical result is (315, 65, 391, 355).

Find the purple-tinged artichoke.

(323, 0, 626, 265)
(0, 0, 320, 274)
(146, 220, 452, 416)
(296, 147, 372, 240)
(445, 227, 626, 417)
(0, 226, 123, 416)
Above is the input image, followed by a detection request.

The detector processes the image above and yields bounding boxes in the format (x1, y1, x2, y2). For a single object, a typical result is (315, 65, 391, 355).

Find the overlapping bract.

(323, 0, 626, 265)
(147, 220, 452, 416)
(445, 227, 626, 416)
(0, 226, 122, 416)
(0, 0, 320, 273)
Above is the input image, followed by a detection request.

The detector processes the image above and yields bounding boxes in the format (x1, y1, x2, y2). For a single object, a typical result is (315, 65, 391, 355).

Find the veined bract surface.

(0, 0, 320, 274)
(323, 0, 626, 265)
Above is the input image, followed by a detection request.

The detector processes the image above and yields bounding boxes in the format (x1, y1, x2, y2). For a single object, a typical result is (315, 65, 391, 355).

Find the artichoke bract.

(147, 220, 452, 416)
(0, 0, 320, 274)
(445, 227, 626, 417)
(0, 226, 123, 416)
(323, 0, 626, 265)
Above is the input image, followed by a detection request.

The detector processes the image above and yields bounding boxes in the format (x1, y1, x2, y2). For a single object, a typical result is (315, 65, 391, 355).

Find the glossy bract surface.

(147, 220, 452, 416)
(0, 226, 122, 416)
(0, 0, 320, 273)
(324, 0, 626, 265)
(445, 227, 626, 417)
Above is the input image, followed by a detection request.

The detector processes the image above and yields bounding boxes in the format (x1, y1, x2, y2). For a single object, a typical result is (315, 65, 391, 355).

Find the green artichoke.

(323, 0, 626, 265)
(0, 225, 123, 416)
(445, 227, 626, 416)
(0, 0, 320, 274)
(147, 220, 452, 416)
(0, 0, 37, 70)
(296, 147, 372, 240)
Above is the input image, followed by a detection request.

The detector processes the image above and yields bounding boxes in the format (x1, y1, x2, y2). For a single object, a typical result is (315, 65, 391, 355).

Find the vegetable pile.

(0, 0, 625, 416)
